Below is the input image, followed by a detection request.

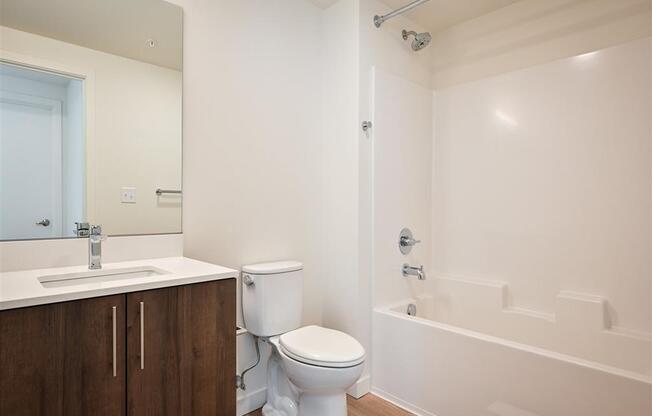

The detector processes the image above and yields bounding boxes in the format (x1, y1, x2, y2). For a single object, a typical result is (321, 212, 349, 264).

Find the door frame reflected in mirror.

(1, 52, 95, 242)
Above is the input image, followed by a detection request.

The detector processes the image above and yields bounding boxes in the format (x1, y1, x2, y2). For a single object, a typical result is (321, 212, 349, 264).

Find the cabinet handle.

(112, 306, 117, 377)
(140, 301, 145, 370)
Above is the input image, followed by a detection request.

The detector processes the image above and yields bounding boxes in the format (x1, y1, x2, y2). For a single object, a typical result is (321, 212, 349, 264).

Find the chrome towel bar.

(155, 188, 182, 196)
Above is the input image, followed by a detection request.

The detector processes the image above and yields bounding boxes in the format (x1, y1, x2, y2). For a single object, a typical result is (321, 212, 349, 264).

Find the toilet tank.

(242, 261, 303, 337)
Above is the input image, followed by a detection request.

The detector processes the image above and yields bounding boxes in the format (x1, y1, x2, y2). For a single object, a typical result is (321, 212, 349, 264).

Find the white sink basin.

(38, 266, 169, 288)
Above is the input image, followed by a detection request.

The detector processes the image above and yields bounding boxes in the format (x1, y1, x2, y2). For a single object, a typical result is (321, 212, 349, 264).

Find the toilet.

(242, 261, 365, 416)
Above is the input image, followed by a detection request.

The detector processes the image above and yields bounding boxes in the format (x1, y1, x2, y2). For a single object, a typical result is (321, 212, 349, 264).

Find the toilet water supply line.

(236, 334, 261, 390)
(236, 270, 262, 391)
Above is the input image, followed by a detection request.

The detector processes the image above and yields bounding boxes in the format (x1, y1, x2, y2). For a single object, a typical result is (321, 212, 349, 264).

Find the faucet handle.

(398, 228, 421, 254)
(400, 236, 421, 246)
(89, 225, 107, 240)
(74, 222, 90, 237)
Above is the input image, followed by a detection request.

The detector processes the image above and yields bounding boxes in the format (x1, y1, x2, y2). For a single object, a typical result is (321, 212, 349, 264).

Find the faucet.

(402, 263, 425, 280)
(88, 225, 107, 270)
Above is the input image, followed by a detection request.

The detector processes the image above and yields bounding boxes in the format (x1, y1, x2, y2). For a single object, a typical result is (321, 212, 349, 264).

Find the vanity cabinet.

(126, 280, 236, 416)
(0, 294, 126, 415)
(0, 279, 235, 416)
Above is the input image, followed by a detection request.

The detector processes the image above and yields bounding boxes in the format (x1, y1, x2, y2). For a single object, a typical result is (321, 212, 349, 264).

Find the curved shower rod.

(374, 0, 431, 28)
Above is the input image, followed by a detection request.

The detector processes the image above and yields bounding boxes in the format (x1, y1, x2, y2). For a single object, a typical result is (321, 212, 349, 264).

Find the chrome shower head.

(402, 29, 431, 51)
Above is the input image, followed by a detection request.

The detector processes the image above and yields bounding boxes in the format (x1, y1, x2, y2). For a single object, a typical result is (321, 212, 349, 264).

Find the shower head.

(402, 29, 431, 51)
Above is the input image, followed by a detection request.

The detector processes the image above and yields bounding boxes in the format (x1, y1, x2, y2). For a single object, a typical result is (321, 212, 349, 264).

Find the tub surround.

(370, 32, 651, 415)
(0, 256, 237, 310)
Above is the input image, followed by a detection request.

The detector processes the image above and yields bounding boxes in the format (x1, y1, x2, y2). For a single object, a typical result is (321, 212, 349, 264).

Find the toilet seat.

(279, 325, 365, 368)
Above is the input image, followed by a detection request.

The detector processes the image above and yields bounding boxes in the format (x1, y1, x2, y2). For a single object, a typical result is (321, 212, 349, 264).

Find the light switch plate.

(121, 187, 136, 203)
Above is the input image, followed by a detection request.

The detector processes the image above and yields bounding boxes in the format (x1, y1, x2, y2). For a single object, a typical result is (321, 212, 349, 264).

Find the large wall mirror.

(0, 0, 182, 241)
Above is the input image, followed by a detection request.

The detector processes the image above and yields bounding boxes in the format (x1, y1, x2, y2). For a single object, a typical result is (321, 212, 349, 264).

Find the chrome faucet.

(88, 225, 107, 270)
(402, 263, 425, 280)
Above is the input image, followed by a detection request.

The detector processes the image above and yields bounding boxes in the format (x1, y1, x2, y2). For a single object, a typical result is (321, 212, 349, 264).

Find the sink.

(38, 266, 169, 288)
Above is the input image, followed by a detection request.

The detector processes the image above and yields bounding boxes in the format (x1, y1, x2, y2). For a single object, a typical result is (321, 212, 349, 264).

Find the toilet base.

(262, 352, 299, 416)
(263, 393, 346, 416)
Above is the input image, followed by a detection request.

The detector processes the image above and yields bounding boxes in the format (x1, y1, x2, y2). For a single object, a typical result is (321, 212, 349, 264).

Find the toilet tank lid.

(242, 261, 303, 275)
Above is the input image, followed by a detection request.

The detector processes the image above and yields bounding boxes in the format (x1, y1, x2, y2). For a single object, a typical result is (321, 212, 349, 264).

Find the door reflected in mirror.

(1, 64, 84, 240)
(0, 0, 183, 241)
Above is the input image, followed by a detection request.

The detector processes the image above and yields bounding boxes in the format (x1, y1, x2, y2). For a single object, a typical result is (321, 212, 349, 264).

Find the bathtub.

(371, 300, 652, 416)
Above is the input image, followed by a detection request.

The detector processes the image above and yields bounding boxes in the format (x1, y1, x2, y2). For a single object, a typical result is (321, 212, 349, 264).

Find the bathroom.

(0, 0, 650, 415)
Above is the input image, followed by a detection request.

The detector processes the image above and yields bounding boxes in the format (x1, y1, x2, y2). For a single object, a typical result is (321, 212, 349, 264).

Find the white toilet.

(242, 261, 365, 416)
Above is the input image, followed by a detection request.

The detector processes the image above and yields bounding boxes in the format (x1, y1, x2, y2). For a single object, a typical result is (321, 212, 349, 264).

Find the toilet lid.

(279, 325, 365, 368)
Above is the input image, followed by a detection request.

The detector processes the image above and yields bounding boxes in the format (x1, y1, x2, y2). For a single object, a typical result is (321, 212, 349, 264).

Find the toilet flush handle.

(242, 274, 255, 286)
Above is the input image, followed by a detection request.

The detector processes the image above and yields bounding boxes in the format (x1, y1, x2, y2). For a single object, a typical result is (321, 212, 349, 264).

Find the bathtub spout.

(402, 264, 426, 280)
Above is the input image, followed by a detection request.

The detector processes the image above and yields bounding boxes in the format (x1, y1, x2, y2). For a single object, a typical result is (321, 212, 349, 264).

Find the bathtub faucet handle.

(398, 228, 421, 255)
(400, 236, 421, 247)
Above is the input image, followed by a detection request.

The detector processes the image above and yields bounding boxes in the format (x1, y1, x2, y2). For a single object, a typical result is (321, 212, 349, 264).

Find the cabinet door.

(127, 279, 236, 416)
(0, 295, 126, 416)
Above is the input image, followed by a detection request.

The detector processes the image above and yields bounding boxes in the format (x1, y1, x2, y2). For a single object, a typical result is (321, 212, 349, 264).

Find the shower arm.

(374, 0, 431, 28)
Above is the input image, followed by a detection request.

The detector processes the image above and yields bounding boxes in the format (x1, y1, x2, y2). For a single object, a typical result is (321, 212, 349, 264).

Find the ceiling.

(0, 0, 182, 71)
(308, 0, 520, 33)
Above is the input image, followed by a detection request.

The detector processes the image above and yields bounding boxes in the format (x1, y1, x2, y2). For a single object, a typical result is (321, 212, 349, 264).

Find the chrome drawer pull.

(140, 301, 145, 370)
(112, 306, 117, 377)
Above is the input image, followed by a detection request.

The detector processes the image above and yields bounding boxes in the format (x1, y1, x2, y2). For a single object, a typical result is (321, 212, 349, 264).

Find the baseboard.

(347, 374, 371, 399)
(237, 387, 266, 416)
(371, 386, 438, 416)
(238, 376, 371, 414)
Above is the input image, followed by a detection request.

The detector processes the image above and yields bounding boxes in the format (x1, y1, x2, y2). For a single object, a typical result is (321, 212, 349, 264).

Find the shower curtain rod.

(374, 0, 431, 28)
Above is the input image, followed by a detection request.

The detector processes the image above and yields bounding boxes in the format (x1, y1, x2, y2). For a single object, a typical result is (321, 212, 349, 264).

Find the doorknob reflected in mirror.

(35, 219, 50, 227)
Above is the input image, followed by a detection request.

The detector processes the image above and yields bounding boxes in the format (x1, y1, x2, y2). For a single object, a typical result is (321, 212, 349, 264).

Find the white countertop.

(0, 257, 238, 310)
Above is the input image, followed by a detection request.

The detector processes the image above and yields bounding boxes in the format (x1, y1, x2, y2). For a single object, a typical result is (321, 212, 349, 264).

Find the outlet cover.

(121, 187, 136, 203)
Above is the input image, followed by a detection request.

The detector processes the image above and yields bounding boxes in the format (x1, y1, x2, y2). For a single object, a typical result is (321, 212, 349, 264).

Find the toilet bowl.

(242, 261, 365, 416)
(263, 326, 365, 416)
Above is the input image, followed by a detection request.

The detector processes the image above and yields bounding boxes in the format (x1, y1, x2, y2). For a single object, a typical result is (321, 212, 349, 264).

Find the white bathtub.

(372, 301, 652, 416)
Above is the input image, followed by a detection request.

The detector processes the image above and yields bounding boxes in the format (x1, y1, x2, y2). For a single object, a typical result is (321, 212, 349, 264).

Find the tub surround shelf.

(0, 256, 237, 310)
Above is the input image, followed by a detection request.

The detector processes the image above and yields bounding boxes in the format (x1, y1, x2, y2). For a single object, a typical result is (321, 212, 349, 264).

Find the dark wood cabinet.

(126, 280, 236, 416)
(0, 294, 125, 416)
(0, 279, 235, 416)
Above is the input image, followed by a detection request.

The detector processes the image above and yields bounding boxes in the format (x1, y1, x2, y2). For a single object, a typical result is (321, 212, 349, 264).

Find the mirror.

(0, 0, 182, 241)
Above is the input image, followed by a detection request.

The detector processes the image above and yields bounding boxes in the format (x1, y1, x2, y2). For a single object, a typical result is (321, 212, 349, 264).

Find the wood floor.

(245, 394, 413, 416)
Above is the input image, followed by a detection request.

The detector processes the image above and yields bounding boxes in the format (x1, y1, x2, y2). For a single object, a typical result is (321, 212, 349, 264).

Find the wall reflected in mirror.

(0, 0, 182, 241)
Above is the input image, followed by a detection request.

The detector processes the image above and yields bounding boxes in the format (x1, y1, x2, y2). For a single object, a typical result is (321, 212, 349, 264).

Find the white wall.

(1, 26, 182, 236)
(320, 0, 361, 362)
(166, 0, 325, 412)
